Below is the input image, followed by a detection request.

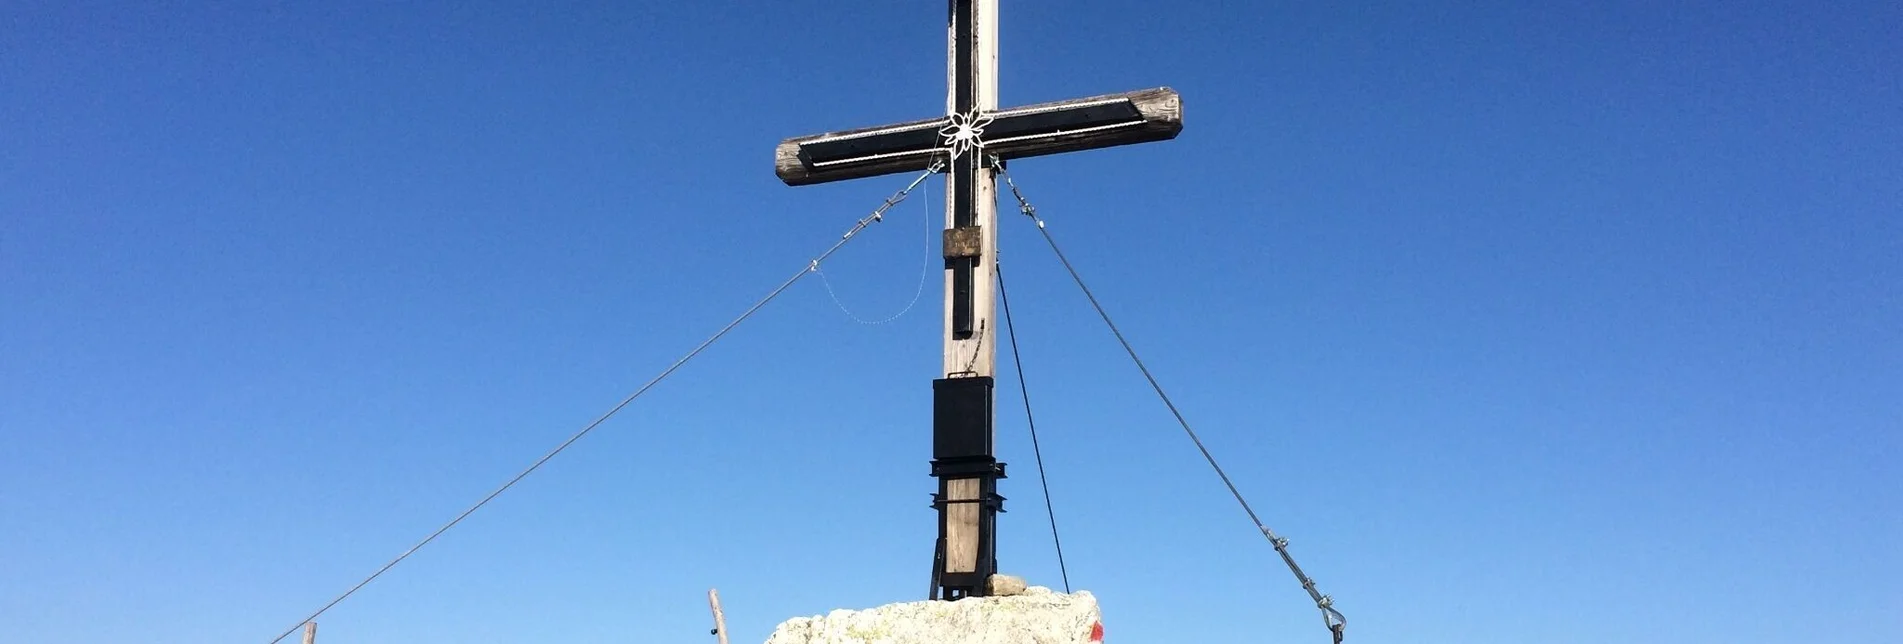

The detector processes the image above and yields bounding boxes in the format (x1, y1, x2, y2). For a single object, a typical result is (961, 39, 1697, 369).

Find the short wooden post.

(707, 589, 730, 644)
(301, 622, 316, 644)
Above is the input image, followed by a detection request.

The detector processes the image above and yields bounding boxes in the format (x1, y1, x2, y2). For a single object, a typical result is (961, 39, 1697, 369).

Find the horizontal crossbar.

(774, 87, 1182, 186)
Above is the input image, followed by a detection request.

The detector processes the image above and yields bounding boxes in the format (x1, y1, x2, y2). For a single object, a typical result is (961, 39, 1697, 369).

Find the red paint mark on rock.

(1089, 621, 1104, 641)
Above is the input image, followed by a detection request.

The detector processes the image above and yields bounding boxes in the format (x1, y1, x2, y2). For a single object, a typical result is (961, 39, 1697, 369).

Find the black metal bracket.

(929, 376, 1006, 600)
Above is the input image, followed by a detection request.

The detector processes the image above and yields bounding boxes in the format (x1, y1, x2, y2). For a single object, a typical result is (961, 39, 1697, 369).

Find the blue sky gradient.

(3, 1, 1899, 642)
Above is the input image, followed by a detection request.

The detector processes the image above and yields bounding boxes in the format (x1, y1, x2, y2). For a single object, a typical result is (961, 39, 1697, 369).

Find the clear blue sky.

(3, 1, 1898, 642)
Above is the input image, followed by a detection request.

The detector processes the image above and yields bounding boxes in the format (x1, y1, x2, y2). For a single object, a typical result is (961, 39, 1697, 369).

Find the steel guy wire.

(263, 162, 943, 644)
(996, 261, 1072, 593)
(991, 156, 1347, 644)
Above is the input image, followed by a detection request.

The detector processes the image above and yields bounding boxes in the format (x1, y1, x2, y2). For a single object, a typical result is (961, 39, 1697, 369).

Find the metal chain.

(814, 163, 936, 324)
(990, 155, 1346, 644)
(956, 320, 987, 376)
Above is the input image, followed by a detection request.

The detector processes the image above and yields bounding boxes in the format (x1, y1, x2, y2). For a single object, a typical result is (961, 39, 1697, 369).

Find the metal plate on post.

(943, 226, 983, 259)
(932, 377, 993, 459)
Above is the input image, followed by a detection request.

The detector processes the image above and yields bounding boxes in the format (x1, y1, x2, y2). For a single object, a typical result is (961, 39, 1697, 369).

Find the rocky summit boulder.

(763, 586, 1104, 644)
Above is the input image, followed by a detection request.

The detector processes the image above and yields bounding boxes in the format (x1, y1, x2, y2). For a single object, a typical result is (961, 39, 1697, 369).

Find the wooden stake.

(707, 589, 730, 644)
(301, 622, 316, 644)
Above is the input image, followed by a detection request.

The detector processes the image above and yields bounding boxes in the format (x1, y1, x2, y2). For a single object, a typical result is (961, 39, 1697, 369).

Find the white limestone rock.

(764, 586, 1103, 644)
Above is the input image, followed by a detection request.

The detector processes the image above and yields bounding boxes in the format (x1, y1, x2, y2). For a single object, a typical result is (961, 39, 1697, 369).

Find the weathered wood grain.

(943, 478, 981, 574)
(708, 588, 730, 644)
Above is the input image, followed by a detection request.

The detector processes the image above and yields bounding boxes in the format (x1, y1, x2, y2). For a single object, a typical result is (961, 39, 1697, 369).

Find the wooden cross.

(774, 0, 1182, 600)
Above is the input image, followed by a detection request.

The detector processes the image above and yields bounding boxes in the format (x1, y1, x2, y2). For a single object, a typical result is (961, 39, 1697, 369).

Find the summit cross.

(773, 0, 1182, 601)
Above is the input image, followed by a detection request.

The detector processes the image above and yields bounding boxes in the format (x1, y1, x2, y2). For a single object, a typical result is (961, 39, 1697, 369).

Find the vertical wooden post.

(301, 622, 316, 644)
(941, 0, 1000, 374)
(931, 0, 1006, 601)
(707, 589, 730, 644)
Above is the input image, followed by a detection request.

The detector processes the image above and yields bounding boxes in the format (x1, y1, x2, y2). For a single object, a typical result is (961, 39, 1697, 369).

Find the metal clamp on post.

(929, 376, 1006, 600)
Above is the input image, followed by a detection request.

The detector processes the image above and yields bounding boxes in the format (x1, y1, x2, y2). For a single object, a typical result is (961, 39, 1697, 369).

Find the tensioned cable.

(263, 162, 943, 644)
(996, 262, 1071, 593)
(991, 157, 1346, 644)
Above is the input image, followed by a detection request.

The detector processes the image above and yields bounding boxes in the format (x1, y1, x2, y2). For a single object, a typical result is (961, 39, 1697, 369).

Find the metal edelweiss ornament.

(938, 109, 995, 161)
